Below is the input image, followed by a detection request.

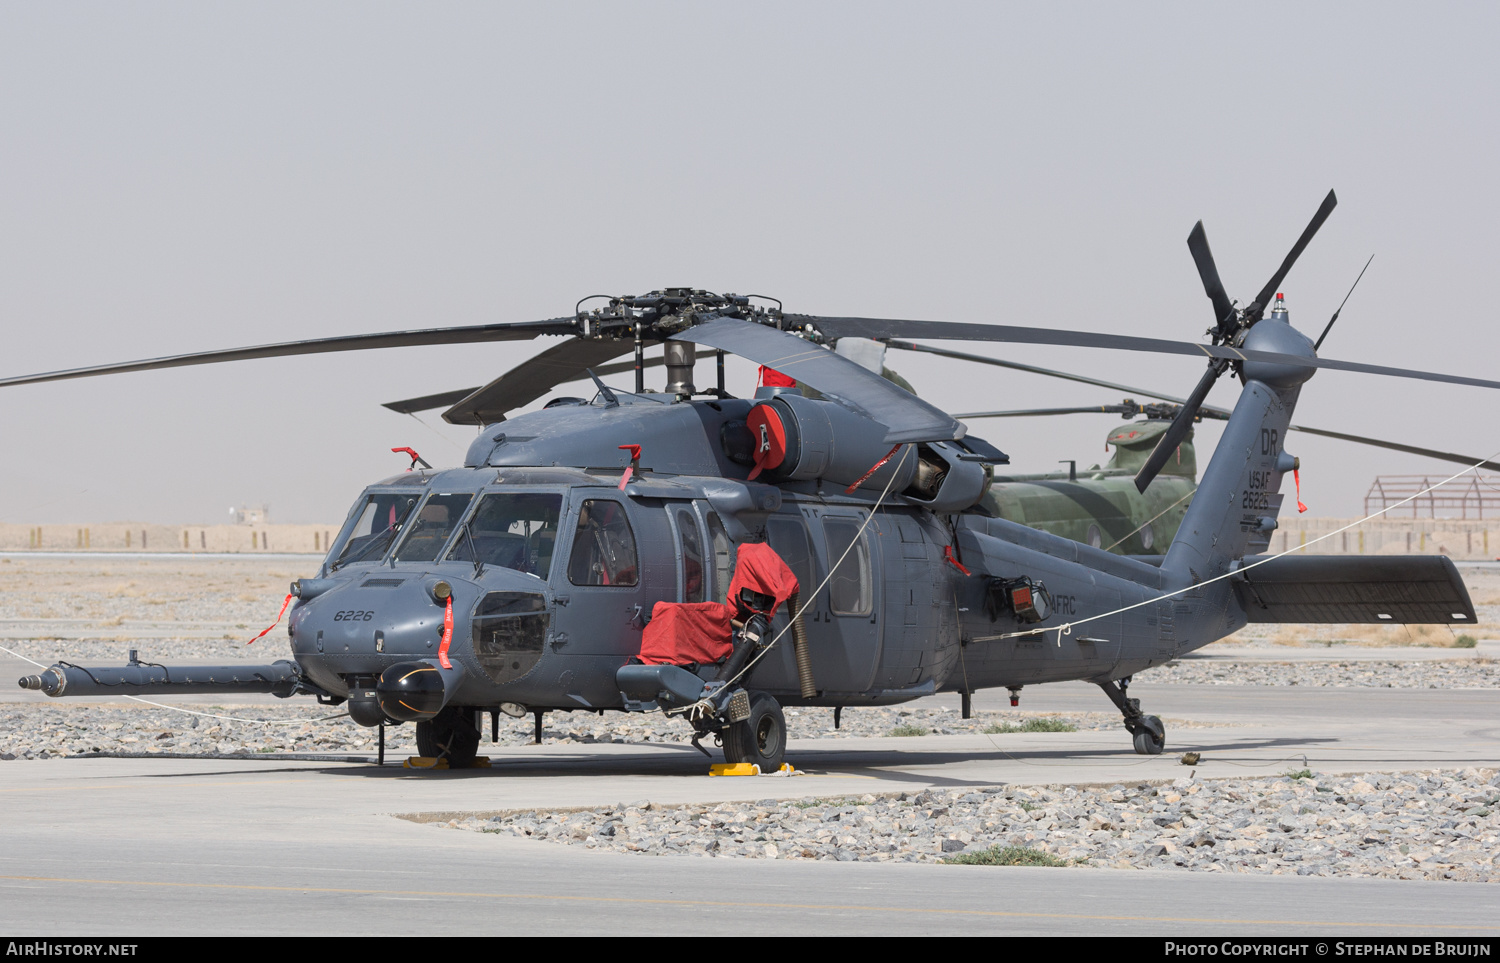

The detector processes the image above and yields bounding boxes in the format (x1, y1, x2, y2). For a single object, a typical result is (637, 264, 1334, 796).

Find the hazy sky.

(2, 2, 1497, 523)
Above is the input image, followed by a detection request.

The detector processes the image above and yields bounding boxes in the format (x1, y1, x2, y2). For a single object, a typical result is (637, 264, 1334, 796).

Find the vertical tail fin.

(1163, 318, 1316, 583)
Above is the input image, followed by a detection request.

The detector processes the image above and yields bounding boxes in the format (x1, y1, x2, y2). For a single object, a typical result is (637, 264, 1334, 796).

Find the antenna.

(1313, 253, 1375, 351)
(585, 368, 620, 408)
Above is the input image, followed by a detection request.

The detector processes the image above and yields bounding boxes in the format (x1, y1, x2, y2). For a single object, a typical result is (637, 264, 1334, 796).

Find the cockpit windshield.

(331, 492, 421, 568)
(392, 492, 475, 563)
(446, 492, 563, 579)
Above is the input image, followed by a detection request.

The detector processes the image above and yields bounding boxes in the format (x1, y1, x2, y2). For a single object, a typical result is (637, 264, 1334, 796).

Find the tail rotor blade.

(1134, 363, 1223, 492)
(1249, 189, 1338, 320)
(1187, 221, 1235, 336)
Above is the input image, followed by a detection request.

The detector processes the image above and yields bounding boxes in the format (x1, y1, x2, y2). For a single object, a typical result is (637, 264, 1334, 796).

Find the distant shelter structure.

(1364, 474, 1500, 520)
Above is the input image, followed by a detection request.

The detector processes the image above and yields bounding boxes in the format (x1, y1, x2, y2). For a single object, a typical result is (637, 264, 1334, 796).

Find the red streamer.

(247, 593, 293, 646)
(845, 444, 903, 495)
(438, 594, 454, 669)
(1293, 468, 1308, 514)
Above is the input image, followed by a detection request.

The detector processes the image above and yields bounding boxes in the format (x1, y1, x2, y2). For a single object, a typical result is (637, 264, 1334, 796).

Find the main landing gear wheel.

(416, 706, 480, 769)
(1132, 715, 1166, 755)
(723, 692, 786, 773)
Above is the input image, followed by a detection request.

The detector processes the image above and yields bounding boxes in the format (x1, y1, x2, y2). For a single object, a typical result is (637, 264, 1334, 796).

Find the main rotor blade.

(674, 319, 961, 444)
(0, 318, 579, 389)
(812, 317, 1500, 392)
(1134, 364, 1224, 492)
(442, 338, 638, 425)
(383, 386, 481, 415)
(594, 354, 665, 380)
(1283, 426, 1500, 473)
(1187, 221, 1235, 334)
(884, 339, 1211, 407)
(381, 354, 666, 415)
(1249, 189, 1338, 319)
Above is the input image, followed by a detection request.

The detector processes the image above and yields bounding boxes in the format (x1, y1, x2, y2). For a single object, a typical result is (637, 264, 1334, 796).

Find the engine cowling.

(743, 394, 918, 493)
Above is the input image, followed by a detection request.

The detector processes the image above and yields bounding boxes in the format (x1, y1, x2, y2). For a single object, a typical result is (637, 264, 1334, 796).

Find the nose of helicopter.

(289, 568, 554, 691)
(290, 573, 459, 663)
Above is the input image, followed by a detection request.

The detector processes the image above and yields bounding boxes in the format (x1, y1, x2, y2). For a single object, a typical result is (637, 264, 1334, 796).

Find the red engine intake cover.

(745, 403, 788, 480)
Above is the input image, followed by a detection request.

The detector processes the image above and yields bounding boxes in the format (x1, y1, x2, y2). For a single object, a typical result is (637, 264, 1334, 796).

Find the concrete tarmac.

(2, 681, 1498, 936)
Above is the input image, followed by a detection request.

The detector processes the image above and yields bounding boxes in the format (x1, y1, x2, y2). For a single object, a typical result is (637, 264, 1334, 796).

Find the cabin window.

(446, 492, 562, 579)
(568, 499, 639, 586)
(675, 508, 706, 603)
(823, 517, 873, 616)
(331, 492, 421, 568)
(766, 517, 812, 593)
(392, 493, 474, 563)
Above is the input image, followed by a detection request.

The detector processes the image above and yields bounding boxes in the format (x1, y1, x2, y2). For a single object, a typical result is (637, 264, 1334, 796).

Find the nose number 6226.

(333, 610, 375, 622)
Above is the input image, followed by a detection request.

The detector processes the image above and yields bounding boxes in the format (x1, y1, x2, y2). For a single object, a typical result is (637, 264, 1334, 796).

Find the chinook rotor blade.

(382, 354, 667, 415)
(441, 337, 641, 425)
(958, 404, 1148, 418)
(957, 397, 1497, 472)
(956, 403, 1229, 421)
(0, 318, 579, 389)
(814, 317, 1500, 392)
(674, 318, 962, 444)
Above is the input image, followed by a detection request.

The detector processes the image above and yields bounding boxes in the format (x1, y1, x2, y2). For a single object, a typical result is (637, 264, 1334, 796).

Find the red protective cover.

(728, 542, 800, 617)
(745, 403, 788, 480)
(758, 365, 798, 388)
(638, 601, 734, 666)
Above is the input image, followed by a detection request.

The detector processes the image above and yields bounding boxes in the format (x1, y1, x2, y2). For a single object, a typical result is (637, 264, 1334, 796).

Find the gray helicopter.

(12, 191, 1488, 770)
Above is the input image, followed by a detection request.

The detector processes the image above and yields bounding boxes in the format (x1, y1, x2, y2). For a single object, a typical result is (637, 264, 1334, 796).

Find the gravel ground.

(441, 769, 1500, 881)
(3, 637, 292, 663)
(0, 556, 308, 625)
(1139, 658, 1500, 688)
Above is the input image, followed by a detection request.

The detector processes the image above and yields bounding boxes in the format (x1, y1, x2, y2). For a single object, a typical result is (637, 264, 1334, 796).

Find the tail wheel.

(1132, 714, 1165, 755)
(416, 706, 481, 768)
(723, 692, 786, 772)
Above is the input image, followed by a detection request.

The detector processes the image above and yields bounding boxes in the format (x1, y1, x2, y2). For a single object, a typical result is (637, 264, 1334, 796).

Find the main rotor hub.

(575, 288, 782, 341)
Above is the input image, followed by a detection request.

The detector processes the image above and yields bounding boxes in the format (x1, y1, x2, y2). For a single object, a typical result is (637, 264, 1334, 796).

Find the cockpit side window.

(706, 512, 735, 605)
(446, 492, 563, 579)
(676, 508, 705, 603)
(392, 493, 474, 563)
(568, 499, 639, 586)
(331, 492, 421, 568)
